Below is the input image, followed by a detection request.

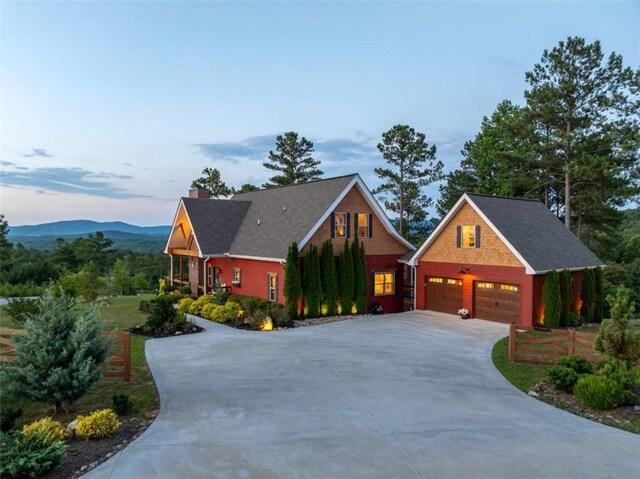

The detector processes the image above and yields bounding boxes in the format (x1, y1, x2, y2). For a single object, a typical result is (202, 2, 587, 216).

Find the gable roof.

(166, 174, 414, 260)
(408, 193, 604, 274)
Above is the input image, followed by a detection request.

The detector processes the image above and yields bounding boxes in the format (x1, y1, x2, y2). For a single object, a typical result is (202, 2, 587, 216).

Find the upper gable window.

(457, 225, 481, 249)
(334, 213, 346, 238)
(357, 213, 370, 238)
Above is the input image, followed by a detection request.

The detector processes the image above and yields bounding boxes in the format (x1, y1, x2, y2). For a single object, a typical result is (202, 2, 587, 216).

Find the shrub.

(0, 407, 22, 432)
(618, 390, 639, 406)
(0, 431, 67, 478)
(112, 394, 134, 416)
(145, 295, 178, 333)
(567, 311, 583, 327)
(284, 242, 302, 319)
(595, 285, 640, 367)
(593, 267, 604, 323)
(209, 302, 241, 323)
(0, 281, 43, 298)
(138, 300, 152, 314)
(573, 375, 621, 410)
(320, 240, 337, 316)
(76, 409, 121, 439)
(598, 359, 640, 391)
(338, 240, 354, 315)
(212, 291, 230, 305)
(542, 270, 561, 328)
(178, 286, 192, 295)
(547, 365, 579, 392)
(22, 417, 65, 443)
(201, 303, 217, 319)
(162, 284, 175, 294)
(178, 297, 195, 314)
(3, 288, 110, 413)
(4, 298, 40, 327)
(303, 244, 321, 318)
(556, 355, 594, 375)
(188, 295, 214, 316)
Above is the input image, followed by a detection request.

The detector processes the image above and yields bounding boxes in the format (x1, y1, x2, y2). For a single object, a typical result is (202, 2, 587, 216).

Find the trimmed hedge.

(573, 375, 621, 410)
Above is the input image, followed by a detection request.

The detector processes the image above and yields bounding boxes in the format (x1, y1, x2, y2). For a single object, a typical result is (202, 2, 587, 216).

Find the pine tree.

(3, 287, 110, 413)
(594, 285, 640, 367)
(356, 242, 368, 314)
(191, 167, 232, 198)
(338, 240, 354, 314)
(593, 267, 604, 323)
(262, 132, 323, 187)
(303, 245, 321, 318)
(542, 270, 561, 328)
(284, 243, 302, 320)
(320, 240, 337, 316)
(559, 269, 573, 327)
(581, 268, 596, 323)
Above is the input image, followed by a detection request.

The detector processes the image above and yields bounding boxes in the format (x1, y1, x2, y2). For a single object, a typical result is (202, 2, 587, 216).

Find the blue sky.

(1, 1, 638, 226)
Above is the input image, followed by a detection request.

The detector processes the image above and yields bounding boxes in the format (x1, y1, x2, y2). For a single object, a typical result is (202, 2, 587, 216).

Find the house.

(406, 193, 604, 327)
(164, 174, 415, 313)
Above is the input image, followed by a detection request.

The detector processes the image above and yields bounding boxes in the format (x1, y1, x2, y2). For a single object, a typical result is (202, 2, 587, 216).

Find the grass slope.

(491, 336, 551, 392)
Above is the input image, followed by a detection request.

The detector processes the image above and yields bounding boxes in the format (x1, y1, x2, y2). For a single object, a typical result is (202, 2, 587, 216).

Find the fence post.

(508, 322, 517, 362)
(567, 328, 575, 356)
(123, 332, 131, 382)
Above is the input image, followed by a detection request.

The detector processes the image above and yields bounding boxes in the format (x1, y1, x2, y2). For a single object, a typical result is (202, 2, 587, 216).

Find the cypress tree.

(352, 234, 362, 313)
(593, 267, 604, 323)
(581, 268, 596, 323)
(338, 240, 354, 314)
(303, 244, 321, 318)
(284, 242, 302, 319)
(542, 270, 561, 328)
(559, 269, 573, 327)
(320, 240, 337, 316)
(356, 242, 368, 314)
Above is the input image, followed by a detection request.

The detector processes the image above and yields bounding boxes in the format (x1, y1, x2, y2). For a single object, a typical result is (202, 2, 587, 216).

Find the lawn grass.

(0, 294, 159, 426)
(491, 336, 552, 392)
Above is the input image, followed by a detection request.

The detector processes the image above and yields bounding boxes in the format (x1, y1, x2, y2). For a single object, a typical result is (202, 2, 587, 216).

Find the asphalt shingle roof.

(181, 198, 251, 255)
(466, 193, 604, 273)
(229, 175, 357, 258)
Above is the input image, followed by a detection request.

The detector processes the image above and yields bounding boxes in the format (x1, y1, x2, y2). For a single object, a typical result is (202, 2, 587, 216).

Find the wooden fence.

(0, 329, 131, 382)
(508, 323, 602, 364)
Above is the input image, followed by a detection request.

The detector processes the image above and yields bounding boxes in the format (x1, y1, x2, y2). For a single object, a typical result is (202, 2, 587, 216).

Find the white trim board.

(164, 198, 204, 258)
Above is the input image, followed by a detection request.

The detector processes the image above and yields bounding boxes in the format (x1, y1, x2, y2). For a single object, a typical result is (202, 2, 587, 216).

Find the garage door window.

(374, 272, 395, 296)
(428, 277, 443, 283)
(500, 284, 519, 292)
(476, 282, 494, 289)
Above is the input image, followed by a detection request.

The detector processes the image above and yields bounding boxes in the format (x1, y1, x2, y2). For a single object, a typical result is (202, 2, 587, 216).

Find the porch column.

(169, 254, 174, 286)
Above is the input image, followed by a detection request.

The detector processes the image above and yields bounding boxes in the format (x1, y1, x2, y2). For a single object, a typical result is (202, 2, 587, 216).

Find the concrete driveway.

(87, 312, 640, 478)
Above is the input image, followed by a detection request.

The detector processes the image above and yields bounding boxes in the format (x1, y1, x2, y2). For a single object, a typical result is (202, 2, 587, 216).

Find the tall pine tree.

(262, 132, 323, 187)
(320, 240, 337, 316)
(284, 242, 302, 319)
(191, 167, 232, 198)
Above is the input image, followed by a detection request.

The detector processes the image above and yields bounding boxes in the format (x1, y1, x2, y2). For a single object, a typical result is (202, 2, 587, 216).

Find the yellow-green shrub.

(209, 302, 240, 323)
(22, 417, 65, 443)
(188, 295, 214, 316)
(178, 297, 195, 314)
(201, 303, 217, 319)
(76, 409, 121, 439)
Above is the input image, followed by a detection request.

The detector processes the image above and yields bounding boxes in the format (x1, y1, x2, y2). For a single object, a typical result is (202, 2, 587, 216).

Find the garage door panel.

(473, 282, 520, 323)
(425, 277, 462, 315)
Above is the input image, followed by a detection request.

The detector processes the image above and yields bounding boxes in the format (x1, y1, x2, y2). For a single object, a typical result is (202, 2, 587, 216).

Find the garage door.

(474, 281, 520, 323)
(425, 277, 463, 315)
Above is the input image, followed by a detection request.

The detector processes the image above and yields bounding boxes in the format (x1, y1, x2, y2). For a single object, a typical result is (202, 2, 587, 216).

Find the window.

(374, 271, 396, 296)
(232, 268, 241, 285)
(428, 277, 443, 283)
(358, 213, 369, 238)
(334, 213, 346, 238)
(462, 225, 475, 248)
(447, 279, 462, 286)
(476, 282, 494, 289)
(500, 284, 519, 292)
(267, 274, 278, 302)
(207, 264, 214, 286)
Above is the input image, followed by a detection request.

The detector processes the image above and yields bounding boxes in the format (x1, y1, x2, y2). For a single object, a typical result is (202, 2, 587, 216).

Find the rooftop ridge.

(231, 173, 358, 197)
(466, 192, 543, 203)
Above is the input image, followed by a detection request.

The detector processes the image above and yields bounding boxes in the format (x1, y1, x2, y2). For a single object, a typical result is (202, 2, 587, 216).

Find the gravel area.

(291, 314, 372, 328)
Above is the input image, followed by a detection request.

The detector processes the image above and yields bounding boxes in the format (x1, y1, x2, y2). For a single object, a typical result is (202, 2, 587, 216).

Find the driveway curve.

(87, 311, 639, 478)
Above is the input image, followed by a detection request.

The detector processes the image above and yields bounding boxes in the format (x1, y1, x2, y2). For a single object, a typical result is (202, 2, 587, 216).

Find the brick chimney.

(189, 188, 209, 199)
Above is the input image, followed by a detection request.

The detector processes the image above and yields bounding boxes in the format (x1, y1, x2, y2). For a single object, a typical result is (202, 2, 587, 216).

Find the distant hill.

(8, 220, 170, 238)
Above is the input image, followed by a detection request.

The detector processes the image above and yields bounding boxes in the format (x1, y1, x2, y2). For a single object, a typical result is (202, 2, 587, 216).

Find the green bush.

(212, 291, 230, 305)
(542, 270, 561, 328)
(0, 407, 22, 432)
(598, 359, 640, 391)
(547, 365, 580, 392)
(178, 297, 195, 314)
(4, 298, 40, 327)
(209, 302, 241, 323)
(0, 431, 67, 478)
(618, 389, 639, 406)
(0, 282, 43, 298)
(556, 355, 594, 375)
(145, 295, 178, 333)
(178, 286, 192, 295)
(188, 295, 214, 316)
(567, 311, 583, 327)
(112, 394, 134, 416)
(573, 375, 622, 410)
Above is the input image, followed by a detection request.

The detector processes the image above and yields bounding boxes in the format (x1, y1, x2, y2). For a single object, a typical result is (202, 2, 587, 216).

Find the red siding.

(366, 255, 405, 313)
(415, 261, 534, 327)
(205, 257, 285, 304)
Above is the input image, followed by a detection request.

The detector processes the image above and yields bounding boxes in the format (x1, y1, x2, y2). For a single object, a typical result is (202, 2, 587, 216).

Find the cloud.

(194, 135, 277, 164)
(22, 148, 53, 158)
(1, 161, 15, 167)
(0, 166, 151, 199)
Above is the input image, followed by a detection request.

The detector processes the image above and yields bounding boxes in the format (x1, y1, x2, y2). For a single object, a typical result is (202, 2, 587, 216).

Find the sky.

(1, 0, 639, 227)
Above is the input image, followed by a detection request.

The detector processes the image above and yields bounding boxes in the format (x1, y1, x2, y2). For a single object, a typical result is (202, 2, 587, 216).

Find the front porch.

(166, 251, 230, 296)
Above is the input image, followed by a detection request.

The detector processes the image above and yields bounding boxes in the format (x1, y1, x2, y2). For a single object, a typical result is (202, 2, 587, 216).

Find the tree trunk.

(564, 119, 572, 230)
(399, 163, 404, 236)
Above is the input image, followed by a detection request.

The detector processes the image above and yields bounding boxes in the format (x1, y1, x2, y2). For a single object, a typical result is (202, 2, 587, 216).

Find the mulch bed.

(40, 414, 156, 479)
(128, 324, 204, 338)
(529, 380, 640, 434)
(291, 314, 372, 328)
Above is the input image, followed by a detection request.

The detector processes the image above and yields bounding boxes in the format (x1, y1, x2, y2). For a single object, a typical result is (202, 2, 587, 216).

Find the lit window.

(374, 272, 395, 296)
(268, 274, 278, 302)
(335, 213, 346, 238)
(447, 279, 462, 286)
(428, 277, 443, 283)
(233, 268, 241, 285)
(207, 264, 214, 286)
(476, 282, 494, 289)
(500, 284, 518, 292)
(358, 214, 369, 238)
(462, 225, 475, 248)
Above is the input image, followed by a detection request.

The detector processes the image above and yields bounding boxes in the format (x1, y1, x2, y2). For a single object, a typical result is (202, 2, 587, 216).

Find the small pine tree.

(542, 270, 561, 328)
(2, 287, 110, 413)
(594, 285, 640, 367)
(338, 240, 354, 314)
(303, 245, 321, 318)
(284, 243, 302, 320)
(593, 267, 604, 323)
(356, 242, 368, 314)
(320, 240, 337, 316)
(559, 269, 573, 327)
(581, 268, 595, 323)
